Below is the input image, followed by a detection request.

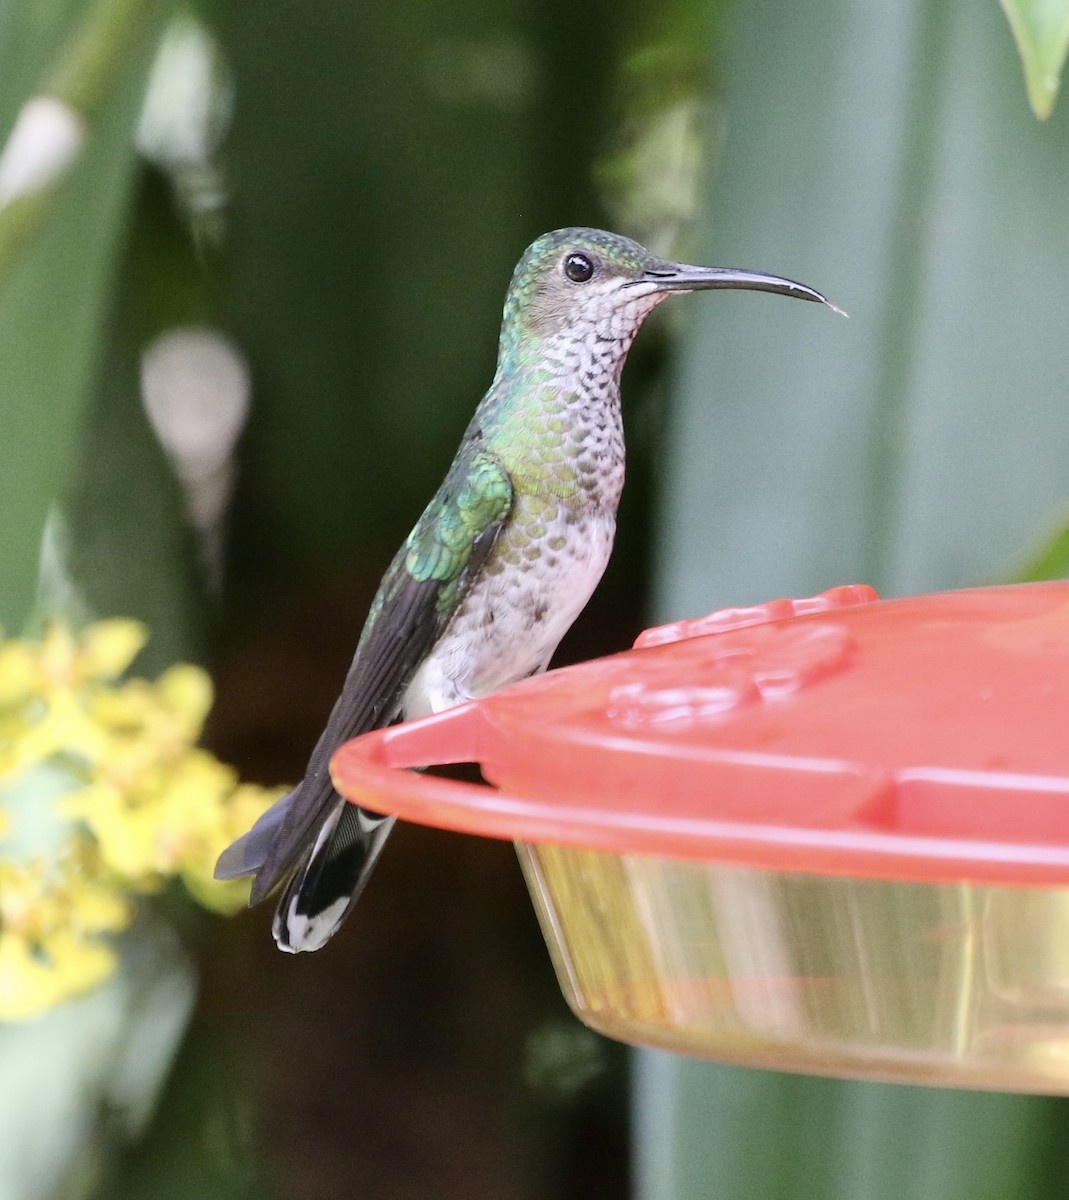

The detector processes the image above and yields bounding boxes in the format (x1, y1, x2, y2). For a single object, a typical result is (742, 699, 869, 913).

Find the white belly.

(403, 507, 616, 718)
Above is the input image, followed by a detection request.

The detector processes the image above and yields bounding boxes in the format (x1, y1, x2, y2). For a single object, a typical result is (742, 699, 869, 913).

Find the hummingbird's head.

(500, 227, 839, 354)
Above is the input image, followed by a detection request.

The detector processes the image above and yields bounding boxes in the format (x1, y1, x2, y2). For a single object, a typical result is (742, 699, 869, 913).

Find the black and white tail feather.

(216, 787, 395, 953)
(272, 800, 395, 952)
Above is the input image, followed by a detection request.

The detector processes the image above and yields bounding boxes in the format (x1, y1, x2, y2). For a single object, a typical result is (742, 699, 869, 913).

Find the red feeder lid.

(330, 582, 1069, 887)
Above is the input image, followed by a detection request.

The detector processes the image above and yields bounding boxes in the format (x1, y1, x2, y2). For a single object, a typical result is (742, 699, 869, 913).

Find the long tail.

(215, 788, 394, 953)
(272, 800, 394, 953)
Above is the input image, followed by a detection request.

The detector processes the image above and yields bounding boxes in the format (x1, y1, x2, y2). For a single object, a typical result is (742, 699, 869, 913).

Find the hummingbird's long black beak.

(640, 263, 845, 314)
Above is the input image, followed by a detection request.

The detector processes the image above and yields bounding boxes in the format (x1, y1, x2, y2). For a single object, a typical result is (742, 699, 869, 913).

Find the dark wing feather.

(243, 448, 513, 904)
(248, 570, 438, 901)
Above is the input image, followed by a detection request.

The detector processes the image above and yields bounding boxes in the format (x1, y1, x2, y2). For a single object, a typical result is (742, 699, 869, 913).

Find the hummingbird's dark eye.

(563, 252, 595, 283)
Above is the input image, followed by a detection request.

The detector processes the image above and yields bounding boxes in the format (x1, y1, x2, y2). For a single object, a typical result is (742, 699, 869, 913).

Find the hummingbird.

(215, 227, 838, 952)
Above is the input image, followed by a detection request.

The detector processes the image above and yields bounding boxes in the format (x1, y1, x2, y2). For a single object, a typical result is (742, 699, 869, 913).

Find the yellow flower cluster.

(0, 619, 282, 1020)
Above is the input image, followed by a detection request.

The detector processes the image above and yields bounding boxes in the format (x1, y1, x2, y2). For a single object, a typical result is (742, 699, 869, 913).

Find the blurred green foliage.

(0, 0, 169, 629)
(4, 0, 1069, 1197)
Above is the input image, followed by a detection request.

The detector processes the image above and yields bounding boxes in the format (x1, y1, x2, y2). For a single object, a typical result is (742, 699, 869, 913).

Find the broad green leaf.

(1000, 0, 1069, 118)
(0, 0, 166, 283)
(659, 0, 1069, 615)
(0, 7, 163, 631)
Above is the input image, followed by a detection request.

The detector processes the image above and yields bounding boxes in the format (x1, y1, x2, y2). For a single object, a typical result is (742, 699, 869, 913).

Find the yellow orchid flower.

(0, 620, 284, 1020)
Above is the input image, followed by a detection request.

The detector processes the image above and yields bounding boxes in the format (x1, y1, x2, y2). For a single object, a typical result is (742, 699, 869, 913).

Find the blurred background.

(3, 0, 1069, 1197)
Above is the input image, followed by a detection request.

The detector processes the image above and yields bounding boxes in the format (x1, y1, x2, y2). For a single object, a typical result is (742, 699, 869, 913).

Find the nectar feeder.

(331, 581, 1069, 1094)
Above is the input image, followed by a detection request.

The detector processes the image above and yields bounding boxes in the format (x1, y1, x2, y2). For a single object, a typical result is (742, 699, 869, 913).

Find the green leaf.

(1009, 507, 1069, 581)
(0, 0, 83, 137)
(1000, 0, 1069, 118)
(0, 0, 166, 283)
(0, 7, 163, 631)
